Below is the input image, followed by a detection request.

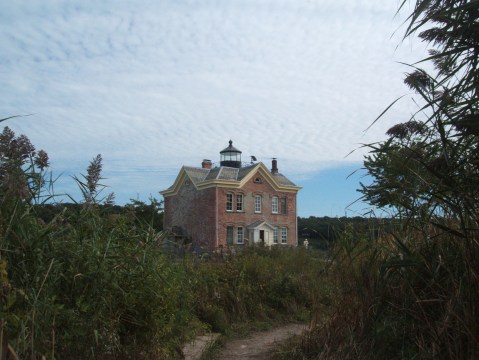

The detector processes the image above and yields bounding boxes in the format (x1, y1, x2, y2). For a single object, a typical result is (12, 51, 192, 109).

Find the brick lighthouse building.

(161, 141, 301, 250)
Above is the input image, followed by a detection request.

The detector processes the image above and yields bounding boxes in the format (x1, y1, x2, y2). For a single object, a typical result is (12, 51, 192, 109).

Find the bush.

(191, 246, 324, 331)
(1, 126, 329, 358)
(283, 1, 479, 358)
(0, 131, 194, 358)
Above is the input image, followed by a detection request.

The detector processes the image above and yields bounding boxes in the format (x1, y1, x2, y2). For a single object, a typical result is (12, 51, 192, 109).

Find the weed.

(0, 127, 327, 358)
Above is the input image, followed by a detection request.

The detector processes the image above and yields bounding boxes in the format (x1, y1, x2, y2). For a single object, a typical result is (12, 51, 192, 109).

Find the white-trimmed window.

(236, 194, 244, 212)
(255, 195, 262, 213)
(237, 227, 244, 244)
(226, 226, 234, 244)
(281, 197, 287, 214)
(272, 196, 279, 214)
(226, 193, 233, 211)
(273, 228, 279, 244)
(281, 227, 288, 244)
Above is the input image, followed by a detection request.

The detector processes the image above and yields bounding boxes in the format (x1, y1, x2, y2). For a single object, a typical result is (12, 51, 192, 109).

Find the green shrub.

(284, 1, 479, 359)
(191, 246, 325, 331)
(0, 126, 327, 358)
(0, 132, 195, 358)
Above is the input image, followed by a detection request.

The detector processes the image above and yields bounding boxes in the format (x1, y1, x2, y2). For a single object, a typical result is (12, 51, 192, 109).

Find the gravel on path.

(216, 323, 307, 360)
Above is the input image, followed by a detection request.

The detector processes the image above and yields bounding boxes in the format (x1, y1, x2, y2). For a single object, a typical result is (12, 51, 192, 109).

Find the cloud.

(0, 0, 429, 204)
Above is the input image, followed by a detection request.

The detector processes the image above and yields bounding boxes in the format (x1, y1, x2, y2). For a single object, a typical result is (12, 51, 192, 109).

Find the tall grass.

(0, 127, 326, 358)
(1, 191, 195, 358)
(278, 1, 479, 358)
(277, 220, 478, 359)
(191, 246, 324, 333)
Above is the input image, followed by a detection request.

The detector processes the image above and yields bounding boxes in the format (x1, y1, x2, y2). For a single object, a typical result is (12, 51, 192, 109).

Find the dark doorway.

(259, 230, 265, 243)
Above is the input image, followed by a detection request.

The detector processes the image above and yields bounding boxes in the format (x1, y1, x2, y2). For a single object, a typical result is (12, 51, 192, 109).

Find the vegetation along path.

(215, 323, 307, 359)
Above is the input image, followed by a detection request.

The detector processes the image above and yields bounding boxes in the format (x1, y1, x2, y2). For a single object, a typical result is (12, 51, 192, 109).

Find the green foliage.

(34, 198, 164, 233)
(0, 127, 325, 358)
(298, 216, 388, 250)
(192, 246, 325, 333)
(72, 154, 115, 205)
(285, 1, 479, 359)
(127, 196, 164, 232)
(0, 140, 194, 358)
(361, 0, 479, 223)
(291, 223, 479, 359)
(0, 126, 50, 204)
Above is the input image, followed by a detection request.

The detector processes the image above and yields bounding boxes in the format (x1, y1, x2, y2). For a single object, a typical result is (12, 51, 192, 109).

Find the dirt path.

(216, 323, 307, 359)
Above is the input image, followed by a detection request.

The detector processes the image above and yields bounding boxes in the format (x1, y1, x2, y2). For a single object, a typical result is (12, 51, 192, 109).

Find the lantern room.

(220, 140, 242, 168)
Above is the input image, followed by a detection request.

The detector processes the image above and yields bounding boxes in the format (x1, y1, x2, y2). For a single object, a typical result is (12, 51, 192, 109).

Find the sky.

(0, 0, 429, 217)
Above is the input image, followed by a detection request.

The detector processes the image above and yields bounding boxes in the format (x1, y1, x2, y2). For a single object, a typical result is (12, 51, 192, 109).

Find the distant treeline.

(298, 216, 396, 250)
(36, 205, 396, 250)
(35, 198, 164, 232)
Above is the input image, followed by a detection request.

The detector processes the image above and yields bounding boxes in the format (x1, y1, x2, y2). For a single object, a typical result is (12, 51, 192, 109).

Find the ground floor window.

(237, 226, 244, 244)
(273, 228, 278, 244)
(226, 226, 234, 244)
(281, 227, 288, 244)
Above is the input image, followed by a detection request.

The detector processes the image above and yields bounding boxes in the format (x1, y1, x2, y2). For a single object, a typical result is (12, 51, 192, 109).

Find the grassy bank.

(0, 148, 325, 358)
(275, 221, 479, 359)
(274, 1, 479, 358)
(1, 202, 325, 359)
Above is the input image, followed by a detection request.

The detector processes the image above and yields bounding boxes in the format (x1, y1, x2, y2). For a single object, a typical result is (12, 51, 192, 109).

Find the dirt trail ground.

(216, 323, 307, 359)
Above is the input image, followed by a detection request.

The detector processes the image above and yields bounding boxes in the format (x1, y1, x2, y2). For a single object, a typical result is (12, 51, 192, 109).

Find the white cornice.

(160, 163, 301, 197)
(159, 166, 188, 197)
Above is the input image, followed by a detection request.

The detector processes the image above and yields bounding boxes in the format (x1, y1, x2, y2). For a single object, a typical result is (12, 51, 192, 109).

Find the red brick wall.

(163, 179, 217, 250)
(164, 169, 298, 249)
(216, 171, 298, 247)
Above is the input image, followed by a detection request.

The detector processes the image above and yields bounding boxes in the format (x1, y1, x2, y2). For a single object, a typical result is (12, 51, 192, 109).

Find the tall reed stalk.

(279, 1, 479, 358)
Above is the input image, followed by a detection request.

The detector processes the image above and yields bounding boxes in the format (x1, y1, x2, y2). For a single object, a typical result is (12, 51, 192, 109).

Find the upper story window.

(226, 193, 233, 211)
(280, 197, 287, 214)
(273, 228, 279, 244)
(255, 195, 262, 213)
(272, 196, 279, 214)
(281, 227, 288, 244)
(237, 226, 244, 244)
(236, 194, 244, 212)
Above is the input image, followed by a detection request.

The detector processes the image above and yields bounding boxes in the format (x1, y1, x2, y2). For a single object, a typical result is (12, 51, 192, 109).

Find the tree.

(361, 0, 479, 231)
(356, 2, 479, 355)
(294, 3, 479, 359)
(127, 196, 164, 231)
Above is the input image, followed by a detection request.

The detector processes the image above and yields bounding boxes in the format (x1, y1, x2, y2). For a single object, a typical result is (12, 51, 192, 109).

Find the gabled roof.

(161, 162, 301, 196)
(247, 220, 276, 230)
(184, 166, 209, 184)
